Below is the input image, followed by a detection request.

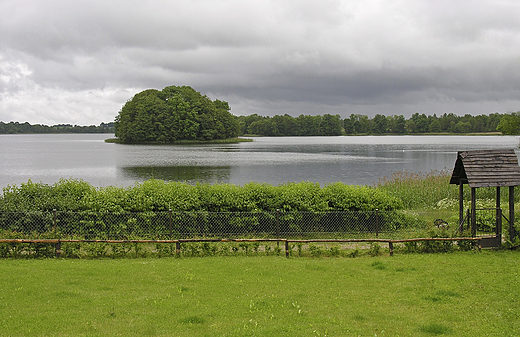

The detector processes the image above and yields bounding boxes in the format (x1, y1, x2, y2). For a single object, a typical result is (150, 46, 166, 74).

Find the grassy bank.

(0, 251, 518, 336)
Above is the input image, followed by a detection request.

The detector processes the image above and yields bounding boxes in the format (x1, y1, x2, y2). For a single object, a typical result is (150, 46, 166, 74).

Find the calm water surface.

(1, 134, 518, 189)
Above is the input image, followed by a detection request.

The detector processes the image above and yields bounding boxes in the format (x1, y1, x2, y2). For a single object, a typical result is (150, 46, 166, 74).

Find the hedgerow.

(0, 179, 403, 213)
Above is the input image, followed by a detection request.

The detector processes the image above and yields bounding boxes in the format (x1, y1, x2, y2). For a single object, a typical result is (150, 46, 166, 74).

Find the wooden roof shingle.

(450, 149, 520, 188)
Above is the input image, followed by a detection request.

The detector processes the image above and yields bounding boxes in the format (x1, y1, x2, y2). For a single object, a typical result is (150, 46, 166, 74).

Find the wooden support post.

(389, 241, 394, 256)
(466, 209, 470, 231)
(285, 240, 289, 258)
(471, 187, 476, 237)
(496, 187, 502, 243)
(459, 183, 464, 232)
(496, 208, 502, 247)
(510, 186, 515, 242)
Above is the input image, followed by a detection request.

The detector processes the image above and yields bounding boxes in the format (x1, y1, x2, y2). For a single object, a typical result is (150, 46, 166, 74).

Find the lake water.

(1, 134, 519, 190)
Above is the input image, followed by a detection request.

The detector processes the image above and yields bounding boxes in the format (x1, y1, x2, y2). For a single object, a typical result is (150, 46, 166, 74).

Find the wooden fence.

(0, 237, 486, 258)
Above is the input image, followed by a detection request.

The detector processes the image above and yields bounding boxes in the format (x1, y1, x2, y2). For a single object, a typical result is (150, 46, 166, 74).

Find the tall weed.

(374, 170, 520, 210)
(374, 170, 456, 209)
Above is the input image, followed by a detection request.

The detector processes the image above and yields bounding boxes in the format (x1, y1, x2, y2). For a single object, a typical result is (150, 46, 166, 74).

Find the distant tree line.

(238, 112, 512, 136)
(237, 114, 344, 136)
(345, 112, 503, 134)
(496, 112, 520, 135)
(4, 107, 519, 137)
(0, 121, 115, 134)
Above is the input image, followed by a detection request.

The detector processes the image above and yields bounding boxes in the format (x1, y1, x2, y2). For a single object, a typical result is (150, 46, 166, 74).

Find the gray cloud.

(1, 0, 520, 125)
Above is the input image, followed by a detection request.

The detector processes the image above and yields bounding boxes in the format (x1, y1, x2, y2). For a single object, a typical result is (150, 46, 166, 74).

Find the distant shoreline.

(104, 133, 508, 144)
(104, 137, 253, 144)
(243, 132, 504, 137)
(0, 131, 508, 138)
(0, 121, 114, 134)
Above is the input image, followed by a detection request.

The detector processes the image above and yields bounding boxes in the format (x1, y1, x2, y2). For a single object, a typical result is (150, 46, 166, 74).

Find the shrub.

(308, 243, 323, 257)
(368, 243, 382, 256)
(1, 179, 404, 214)
(322, 183, 403, 211)
(329, 245, 340, 257)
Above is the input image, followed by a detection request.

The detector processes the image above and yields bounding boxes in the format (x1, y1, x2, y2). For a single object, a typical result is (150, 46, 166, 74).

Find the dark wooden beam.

(459, 183, 464, 232)
(510, 186, 515, 242)
(471, 187, 476, 237)
(496, 187, 502, 244)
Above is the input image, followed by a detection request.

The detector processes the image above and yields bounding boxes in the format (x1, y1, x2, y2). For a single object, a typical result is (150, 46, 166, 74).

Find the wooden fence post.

(285, 240, 289, 258)
(55, 240, 61, 258)
(176, 241, 181, 256)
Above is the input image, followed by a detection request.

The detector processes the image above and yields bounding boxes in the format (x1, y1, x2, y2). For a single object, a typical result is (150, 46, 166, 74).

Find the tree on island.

(114, 85, 239, 143)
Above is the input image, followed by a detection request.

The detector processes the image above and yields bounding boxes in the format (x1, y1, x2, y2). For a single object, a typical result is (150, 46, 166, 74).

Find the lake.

(1, 134, 519, 190)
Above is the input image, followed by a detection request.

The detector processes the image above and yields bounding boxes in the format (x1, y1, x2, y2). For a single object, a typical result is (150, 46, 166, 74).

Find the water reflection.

(120, 166, 231, 184)
(1, 134, 519, 189)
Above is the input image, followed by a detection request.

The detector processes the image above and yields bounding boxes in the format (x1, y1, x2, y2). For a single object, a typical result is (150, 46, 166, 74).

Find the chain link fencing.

(0, 209, 474, 240)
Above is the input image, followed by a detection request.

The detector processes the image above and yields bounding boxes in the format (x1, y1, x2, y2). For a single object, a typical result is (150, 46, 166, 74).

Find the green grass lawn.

(1, 251, 519, 336)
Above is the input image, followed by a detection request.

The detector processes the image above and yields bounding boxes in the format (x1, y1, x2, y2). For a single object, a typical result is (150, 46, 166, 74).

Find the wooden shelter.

(450, 149, 520, 246)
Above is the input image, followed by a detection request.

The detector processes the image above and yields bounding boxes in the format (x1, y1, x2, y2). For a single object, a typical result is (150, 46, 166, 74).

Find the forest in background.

(2, 111, 520, 136)
(237, 112, 515, 136)
(0, 121, 114, 134)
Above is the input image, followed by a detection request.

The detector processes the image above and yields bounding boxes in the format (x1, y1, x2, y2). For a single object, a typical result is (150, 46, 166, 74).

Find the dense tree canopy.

(496, 112, 520, 135)
(3, 106, 516, 137)
(0, 121, 114, 134)
(237, 114, 343, 136)
(343, 112, 503, 135)
(237, 112, 506, 136)
(114, 86, 239, 143)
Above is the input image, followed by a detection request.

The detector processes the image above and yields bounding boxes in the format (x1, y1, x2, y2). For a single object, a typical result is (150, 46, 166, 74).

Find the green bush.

(0, 177, 430, 238)
(1, 179, 403, 216)
(322, 182, 403, 211)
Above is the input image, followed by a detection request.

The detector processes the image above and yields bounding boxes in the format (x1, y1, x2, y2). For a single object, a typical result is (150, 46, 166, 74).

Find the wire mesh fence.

(0, 209, 468, 240)
(0, 209, 501, 259)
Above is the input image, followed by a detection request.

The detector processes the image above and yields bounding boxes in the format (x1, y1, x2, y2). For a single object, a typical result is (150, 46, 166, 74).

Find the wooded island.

(114, 85, 239, 143)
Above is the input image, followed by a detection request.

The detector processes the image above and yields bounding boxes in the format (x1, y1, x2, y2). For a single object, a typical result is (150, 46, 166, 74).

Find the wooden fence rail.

(0, 237, 486, 258)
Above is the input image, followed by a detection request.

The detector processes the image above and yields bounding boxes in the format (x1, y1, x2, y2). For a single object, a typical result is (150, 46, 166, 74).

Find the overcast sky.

(1, 0, 520, 125)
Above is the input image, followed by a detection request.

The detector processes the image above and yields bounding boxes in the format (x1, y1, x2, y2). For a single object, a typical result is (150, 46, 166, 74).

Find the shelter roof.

(450, 149, 520, 188)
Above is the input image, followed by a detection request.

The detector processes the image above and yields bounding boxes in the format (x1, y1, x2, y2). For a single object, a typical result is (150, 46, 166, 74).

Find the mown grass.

(1, 251, 519, 336)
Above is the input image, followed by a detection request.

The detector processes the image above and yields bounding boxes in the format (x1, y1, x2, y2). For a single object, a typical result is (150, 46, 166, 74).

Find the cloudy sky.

(1, 0, 520, 125)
